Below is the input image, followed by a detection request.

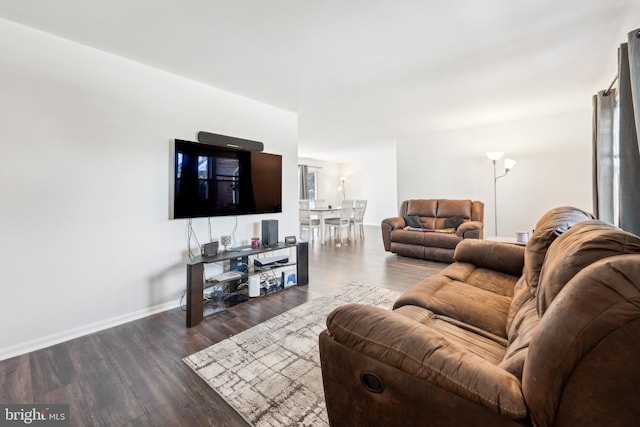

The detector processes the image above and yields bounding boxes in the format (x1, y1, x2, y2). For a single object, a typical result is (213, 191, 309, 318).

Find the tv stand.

(185, 241, 308, 327)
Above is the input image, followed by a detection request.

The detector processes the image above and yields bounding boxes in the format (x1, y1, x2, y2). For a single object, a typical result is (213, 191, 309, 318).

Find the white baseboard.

(0, 299, 181, 362)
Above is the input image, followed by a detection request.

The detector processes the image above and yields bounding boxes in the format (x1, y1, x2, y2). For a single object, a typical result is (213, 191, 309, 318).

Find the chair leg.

(340, 225, 349, 244)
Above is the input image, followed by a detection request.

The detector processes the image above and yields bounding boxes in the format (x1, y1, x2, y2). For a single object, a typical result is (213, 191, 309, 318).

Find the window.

(299, 165, 318, 200)
(307, 170, 317, 200)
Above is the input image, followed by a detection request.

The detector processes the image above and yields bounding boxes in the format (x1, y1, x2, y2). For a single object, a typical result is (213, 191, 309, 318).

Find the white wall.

(338, 142, 398, 225)
(396, 110, 593, 237)
(0, 18, 298, 359)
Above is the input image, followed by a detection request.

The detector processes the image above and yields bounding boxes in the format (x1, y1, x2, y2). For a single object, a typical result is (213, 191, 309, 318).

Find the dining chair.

(299, 200, 320, 242)
(325, 200, 354, 245)
(309, 199, 326, 221)
(350, 199, 367, 239)
(312, 199, 327, 209)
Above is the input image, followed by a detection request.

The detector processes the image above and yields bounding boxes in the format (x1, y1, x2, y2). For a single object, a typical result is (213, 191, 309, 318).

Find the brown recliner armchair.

(320, 206, 640, 426)
(381, 199, 484, 263)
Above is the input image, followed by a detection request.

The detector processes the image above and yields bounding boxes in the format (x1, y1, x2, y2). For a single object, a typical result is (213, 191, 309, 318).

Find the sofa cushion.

(394, 305, 507, 364)
(454, 239, 525, 278)
(437, 200, 472, 218)
(391, 229, 462, 248)
(445, 215, 465, 229)
(403, 215, 422, 228)
(406, 199, 438, 217)
(536, 220, 640, 315)
(442, 262, 518, 297)
(394, 275, 513, 338)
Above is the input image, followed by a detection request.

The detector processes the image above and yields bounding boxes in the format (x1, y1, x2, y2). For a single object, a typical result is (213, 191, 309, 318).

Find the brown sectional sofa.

(381, 199, 484, 263)
(320, 206, 640, 426)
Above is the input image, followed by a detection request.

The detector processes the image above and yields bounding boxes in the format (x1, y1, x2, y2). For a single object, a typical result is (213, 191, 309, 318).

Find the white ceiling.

(1, 1, 639, 160)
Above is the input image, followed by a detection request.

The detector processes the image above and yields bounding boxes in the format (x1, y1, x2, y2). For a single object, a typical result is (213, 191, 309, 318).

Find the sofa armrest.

(381, 216, 405, 251)
(454, 239, 525, 277)
(325, 304, 527, 418)
(456, 220, 484, 239)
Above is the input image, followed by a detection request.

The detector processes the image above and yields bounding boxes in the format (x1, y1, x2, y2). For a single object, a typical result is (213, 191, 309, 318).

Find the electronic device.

(261, 219, 279, 246)
(253, 255, 289, 267)
(284, 235, 297, 244)
(197, 131, 264, 152)
(201, 241, 219, 257)
(248, 275, 261, 297)
(230, 256, 249, 272)
(209, 271, 242, 282)
(170, 139, 282, 219)
(282, 269, 297, 288)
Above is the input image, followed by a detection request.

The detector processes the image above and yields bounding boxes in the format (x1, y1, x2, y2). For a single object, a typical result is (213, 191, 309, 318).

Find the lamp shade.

(504, 158, 516, 170)
(486, 151, 504, 161)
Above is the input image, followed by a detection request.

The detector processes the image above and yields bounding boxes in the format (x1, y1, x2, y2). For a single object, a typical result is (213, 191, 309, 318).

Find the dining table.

(308, 207, 342, 244)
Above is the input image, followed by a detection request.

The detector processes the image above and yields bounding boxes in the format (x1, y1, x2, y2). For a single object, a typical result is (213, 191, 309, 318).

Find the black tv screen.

(170, 139, 282, 219)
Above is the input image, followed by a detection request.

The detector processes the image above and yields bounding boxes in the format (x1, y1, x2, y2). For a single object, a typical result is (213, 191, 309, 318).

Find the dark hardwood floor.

(0, 225, 446, 426)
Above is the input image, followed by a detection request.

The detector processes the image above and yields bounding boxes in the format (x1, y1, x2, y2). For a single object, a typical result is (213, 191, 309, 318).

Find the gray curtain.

(618, 32, 640, 235)
(593, 27, 640, 235)
(629, 29, 640, 154)
(592, 89, 617, 223)
(299, 164, 309, 199)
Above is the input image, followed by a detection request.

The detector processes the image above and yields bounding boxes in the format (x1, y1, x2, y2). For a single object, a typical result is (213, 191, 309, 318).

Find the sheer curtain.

(592, 88, 617, 224)
(593, 28, 640, 235)
(299, 164, 309, 200)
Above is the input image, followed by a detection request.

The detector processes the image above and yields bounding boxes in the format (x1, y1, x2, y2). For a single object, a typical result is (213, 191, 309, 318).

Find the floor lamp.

(486, 152, 516, 236)
(338, 176, 347, 200)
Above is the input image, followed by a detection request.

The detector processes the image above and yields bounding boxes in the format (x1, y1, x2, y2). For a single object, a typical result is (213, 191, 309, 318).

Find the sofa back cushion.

(499, 277, 539, 379)
(523, 254, 640, 427)
(402, 199, 438, 217)
(502, 219, 640, 382)
(522, 206, 594, 295)
(500, 206, 594, 380)
(536, 220, 640, 315)
(506, 206, 593, 332)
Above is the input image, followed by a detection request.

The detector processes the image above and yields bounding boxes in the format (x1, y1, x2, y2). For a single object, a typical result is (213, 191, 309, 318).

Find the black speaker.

(296, 241, 309, 286)
(261, 219, 279, 246)
(197, 131, 264, 151)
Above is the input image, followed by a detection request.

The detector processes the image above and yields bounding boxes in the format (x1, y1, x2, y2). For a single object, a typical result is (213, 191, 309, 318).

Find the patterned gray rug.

(184, 282, 401, 427)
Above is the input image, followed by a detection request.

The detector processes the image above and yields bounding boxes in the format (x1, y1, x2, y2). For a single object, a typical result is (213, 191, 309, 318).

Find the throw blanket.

(404, 226, 456, 233)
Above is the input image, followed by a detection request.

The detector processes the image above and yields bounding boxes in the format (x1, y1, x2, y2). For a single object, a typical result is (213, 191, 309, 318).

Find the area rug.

(183, 282, 401, 427)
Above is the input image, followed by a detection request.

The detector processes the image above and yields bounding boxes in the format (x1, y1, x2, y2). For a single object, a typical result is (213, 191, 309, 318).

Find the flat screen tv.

(170, 139, 282, 219)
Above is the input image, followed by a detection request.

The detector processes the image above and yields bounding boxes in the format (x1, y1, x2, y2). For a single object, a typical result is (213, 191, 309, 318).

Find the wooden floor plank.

(0, 354, 33, 403)
(0, 225, 445, 426)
